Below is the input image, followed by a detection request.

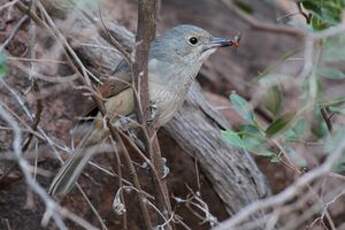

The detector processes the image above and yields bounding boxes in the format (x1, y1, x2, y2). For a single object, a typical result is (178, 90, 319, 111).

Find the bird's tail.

(48, 124, 105, 196)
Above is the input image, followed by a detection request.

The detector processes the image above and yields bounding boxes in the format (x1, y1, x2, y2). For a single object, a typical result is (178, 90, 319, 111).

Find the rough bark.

(41, 0, 270, 218)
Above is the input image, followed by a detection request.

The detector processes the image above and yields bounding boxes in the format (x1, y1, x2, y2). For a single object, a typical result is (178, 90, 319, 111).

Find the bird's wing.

(49, 61, 134, 196)
(82, 60, 133, 119)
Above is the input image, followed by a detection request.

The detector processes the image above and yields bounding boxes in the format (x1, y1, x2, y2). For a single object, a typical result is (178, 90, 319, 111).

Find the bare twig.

(0, 15, 28, 52)
(0, 104, 99, 230)
(297, 1, 312, 24)
(220, 0, 305, 37)
(0, 0, 20, 13)
(214, 136, 345, 230)
(109, 136, 128, 229)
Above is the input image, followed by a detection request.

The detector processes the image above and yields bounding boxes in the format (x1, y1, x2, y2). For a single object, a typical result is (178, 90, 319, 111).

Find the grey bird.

(49, 24, 234, 196)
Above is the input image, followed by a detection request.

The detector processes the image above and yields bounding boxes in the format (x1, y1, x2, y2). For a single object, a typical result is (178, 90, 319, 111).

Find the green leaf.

(222, 130, 244, 149)
(242, 136, 274, 157)
(301, 0, 345, 30)
(324, 128, 345, 153)
(311, 107, 328, 138)
(323, 35, 345, 62)
(317, 67, 345, 80)
(270, 154, 281, 163)
(233, 0, 253, 14)
(265, 112, 295, 137)
(324, 128, 345, 173)
(262, 86, 282, 117)
(230, 92, 254, 123)
(284, 118, 307, 141)
(238, 124, 262, 136)
(329, 105, 345, 114)
(223, 128, 274, 157)
(285, 146, 308, 168)
(0, 52, 7, 78)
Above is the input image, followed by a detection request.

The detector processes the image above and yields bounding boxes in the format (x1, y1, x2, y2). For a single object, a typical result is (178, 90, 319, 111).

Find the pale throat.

(199, 48, 217, 62)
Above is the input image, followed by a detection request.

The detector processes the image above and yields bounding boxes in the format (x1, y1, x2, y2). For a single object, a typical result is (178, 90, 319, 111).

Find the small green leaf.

(242, 136, 274, 157)
(324, 128, 345, 153)
(238, 124, 262, 137)
(311, 107, 328, 138)
(222, 130, 244, 149)
(317, 67, 345, 80)
(230, 92, 254, 123)
(270, 154, 281, 163)
(323, 35, 345, 62)
(329, 105, 345, 114)
(285, 146, 308, 168)
(301, 0, 345, 30)
(0, 52, 7, 78)
(262, 86, 282, 117)
(324, 128, 345, 173)
(233, 0, 253, 14)
(242, 133, 263, 148)
(265, 112, 295, 137)
(284, 119, 307, 141)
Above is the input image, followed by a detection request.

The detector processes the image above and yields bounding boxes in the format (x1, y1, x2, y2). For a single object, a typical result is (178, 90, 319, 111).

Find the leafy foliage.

(301, 0, 345, 30)
(223, 0, 345, 170)
(230, 92, 254, 123)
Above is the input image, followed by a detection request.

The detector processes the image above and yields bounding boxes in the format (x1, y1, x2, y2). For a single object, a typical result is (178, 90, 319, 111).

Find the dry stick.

(0, 79, 43, 185)
(117, 128, 173, 212)
(0, 72, 100, 229)
(0, 105, 66, 230)
(220, 0, 305, 37)
(0, 0, 20, 12)
(0, 80, 42, 182)
(214, 138, 345, 230)
(297, 1, 312, 24)
(0, 15, 28, 52)
(97, 7, 132, 66)
(27, 3, 109, 230)
(39, 6, 152, 230)
(15, 2, 152, 229)
(22, 82, 43, 151)
(0, 16, 42, 177)
(110, 125, 153, 229)
(133, 0, 173, 227)
(109, 137, 128, 230)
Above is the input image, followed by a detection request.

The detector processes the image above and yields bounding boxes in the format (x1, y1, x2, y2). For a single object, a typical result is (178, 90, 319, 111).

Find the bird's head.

(150, 25, 233, 65)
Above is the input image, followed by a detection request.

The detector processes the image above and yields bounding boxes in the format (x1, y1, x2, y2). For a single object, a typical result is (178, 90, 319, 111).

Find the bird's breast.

(149, 82, 185, 125)
(147, 58, 200, 125)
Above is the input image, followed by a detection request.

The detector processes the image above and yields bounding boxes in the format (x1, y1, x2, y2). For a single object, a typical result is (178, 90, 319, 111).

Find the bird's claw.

(147, 103, 160, 126)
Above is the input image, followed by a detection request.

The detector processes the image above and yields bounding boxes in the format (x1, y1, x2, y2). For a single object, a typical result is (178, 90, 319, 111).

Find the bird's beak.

(206, 37, 232, 50)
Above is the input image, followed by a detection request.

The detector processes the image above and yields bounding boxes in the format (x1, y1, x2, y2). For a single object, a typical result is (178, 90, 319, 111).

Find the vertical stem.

(133, 0, 157, 121)
(133, 0, 173, 228)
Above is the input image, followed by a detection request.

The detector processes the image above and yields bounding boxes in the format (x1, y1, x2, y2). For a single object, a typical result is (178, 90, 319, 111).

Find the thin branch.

(0, 15, 28, 52)
(0, 104, 100, 230)
(297, 1, 312, 24)
(109, 136, 128, 230)
(214, 137, 345, 229)
(220, 0, 305, 37)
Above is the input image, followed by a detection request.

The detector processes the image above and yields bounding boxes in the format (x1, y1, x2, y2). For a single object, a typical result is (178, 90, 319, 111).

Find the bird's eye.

(188, 37, 198, 45)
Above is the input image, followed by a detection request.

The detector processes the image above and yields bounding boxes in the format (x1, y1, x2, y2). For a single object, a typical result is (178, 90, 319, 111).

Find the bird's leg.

(117, 116, 146, 151)
(117, 116, 136, 129)
(147, 102, 160, 127)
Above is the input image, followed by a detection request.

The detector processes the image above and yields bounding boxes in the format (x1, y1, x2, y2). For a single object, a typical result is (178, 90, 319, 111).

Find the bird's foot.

(147, 103, 160, 127)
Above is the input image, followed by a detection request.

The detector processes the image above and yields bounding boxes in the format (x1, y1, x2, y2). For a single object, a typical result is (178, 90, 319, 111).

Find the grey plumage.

(49, 24, 232, 196)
